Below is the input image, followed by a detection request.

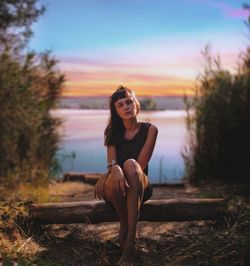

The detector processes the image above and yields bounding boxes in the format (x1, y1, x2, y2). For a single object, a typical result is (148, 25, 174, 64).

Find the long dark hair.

(104, 86, 140, 146)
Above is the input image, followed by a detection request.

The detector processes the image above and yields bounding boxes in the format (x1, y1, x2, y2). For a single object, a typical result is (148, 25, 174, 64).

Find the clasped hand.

(94, 174, 107, 200)
(94, 171, 129, 200)
(114, 175, 130, 197)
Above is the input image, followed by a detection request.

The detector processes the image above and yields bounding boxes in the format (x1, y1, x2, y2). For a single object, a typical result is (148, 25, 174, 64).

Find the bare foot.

(116, 243, 136, 265)
(119, 226, 128, 250)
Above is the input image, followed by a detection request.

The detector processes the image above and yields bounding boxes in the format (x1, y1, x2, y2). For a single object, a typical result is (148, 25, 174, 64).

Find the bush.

(0, 1, 65, 184)
(140, 98, 157, 110)
(183, 21, 250, 183)
(0, 51, 65, 184)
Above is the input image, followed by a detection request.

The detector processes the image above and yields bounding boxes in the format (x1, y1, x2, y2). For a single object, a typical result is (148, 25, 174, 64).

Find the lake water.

(52, 109, 188, 184)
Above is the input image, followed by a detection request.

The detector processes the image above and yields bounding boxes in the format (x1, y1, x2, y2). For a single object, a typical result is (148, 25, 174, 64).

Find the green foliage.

(140, 98, 157, 110)
(183, 14, 250, 183)
(0, 51, 65, 184)
(0, 0, 45, 52)
(0, 0, 65, 184)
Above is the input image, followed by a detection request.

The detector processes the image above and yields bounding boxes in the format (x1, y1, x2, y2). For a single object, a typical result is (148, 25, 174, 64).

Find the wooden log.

(29, 198, 226, 224)
(63, 172, 86, 182)
(63, 172, 104, 184)
(63, 172, 184, 187)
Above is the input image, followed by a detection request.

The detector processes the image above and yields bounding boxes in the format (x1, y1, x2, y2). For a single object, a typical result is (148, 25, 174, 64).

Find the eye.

(126, 99, 133, 105)
(116, 102, 123, 108)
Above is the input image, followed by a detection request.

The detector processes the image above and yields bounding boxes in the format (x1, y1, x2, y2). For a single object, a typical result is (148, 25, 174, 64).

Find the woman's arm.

(94, 145, 117, 199)
(107, 145, 129, 197)
(137, 124, 158, 171)
(107, 145, 117, 166)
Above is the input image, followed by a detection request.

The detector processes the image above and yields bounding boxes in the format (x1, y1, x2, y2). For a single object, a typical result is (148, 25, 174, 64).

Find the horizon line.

(60, 94, 193, 98)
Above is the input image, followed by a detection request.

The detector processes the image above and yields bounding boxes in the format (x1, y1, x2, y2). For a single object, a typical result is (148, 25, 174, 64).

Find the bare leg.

(117, 159, 149, 265)
(104, 165, 128, 250)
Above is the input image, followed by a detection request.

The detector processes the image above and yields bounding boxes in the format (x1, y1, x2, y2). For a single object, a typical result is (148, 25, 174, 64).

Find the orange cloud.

(63, 66, 195, 97)
(63, 80, 194, 97)
(60, 44, 240, 97)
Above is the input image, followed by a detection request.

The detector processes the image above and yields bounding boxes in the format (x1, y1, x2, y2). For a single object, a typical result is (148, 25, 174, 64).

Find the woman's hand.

(94, 174, 107, 200)
(115, 175, 130, 197)
(110, 165, 129, 197)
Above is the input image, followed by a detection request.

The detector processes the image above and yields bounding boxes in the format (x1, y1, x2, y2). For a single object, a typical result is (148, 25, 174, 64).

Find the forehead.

(115, 94, 133, 105)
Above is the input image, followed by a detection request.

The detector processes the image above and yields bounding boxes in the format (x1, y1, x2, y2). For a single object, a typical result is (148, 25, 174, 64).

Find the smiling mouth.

(125, 111, 131, 115)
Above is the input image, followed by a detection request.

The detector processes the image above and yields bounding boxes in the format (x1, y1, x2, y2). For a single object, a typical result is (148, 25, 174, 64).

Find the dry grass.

(49, 181, 95, 202)
(0, 183, 50, 203)
(0, 201, 40, 264)
(0, 181, 250, 265)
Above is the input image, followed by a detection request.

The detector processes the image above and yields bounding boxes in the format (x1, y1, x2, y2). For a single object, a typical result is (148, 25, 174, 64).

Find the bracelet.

(107, 160, 117, 169)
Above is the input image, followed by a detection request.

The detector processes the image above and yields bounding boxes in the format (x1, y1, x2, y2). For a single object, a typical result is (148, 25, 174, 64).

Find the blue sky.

(29, 0, 249, 96)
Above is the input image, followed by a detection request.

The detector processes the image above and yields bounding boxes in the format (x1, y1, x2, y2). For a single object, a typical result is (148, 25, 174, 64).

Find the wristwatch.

(107, 160, 117, 169)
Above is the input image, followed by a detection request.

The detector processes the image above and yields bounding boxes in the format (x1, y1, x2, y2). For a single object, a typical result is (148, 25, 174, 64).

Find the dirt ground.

(30, 181, 247, 266)
(48, 181, 208, 245)
(1, 181, 249, 265)
(48, 181, 202, 202)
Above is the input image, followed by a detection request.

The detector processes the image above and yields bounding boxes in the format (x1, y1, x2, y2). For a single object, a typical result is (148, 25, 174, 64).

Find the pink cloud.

(65, 70, 189, 84)
(59, 54, 198, 82)
(59, 55, 147, 69)
(124, 73, 190, 83)
(213, 2, 249, 18)
(187, 0, 249, 19)
(65, 70, 124, 81)
(228, 9, 249, 18)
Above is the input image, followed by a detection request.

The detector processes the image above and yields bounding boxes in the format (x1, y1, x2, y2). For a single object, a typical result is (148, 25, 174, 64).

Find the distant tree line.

(0, 0, 65, 185)
(183, 5, 250, 183)
(140, 98, 157, 110)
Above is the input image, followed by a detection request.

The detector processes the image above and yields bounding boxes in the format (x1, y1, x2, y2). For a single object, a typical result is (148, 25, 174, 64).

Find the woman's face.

(114, 94, 138, 120)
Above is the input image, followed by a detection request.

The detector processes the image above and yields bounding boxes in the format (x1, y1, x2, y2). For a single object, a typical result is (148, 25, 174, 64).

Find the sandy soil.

(1, 180, 245, 265)
(36, 181, 221, 265)
(48, 181, 204, 240)
(48, 181, 202, 202)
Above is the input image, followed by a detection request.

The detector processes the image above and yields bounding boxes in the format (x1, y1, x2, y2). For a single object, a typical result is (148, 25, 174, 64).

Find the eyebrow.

(115, 97, 133, 105)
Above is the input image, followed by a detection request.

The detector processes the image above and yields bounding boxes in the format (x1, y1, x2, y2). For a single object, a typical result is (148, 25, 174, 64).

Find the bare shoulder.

(147, 124, 158, 140)
(148, 124, 158, 134)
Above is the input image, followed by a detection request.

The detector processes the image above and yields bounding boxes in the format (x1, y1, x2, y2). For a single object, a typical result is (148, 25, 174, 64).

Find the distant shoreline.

(58, 95, 191, 110)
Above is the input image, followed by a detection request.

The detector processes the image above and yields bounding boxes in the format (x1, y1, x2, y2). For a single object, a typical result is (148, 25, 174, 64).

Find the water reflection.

(52, 109, 188, 184)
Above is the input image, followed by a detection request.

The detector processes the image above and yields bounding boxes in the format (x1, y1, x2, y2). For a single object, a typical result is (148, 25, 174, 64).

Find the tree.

(140, 98, 157, 110)
(0, 0, 45, 53)
(183, 7, 250, 183)
(0, 0, 65, 184)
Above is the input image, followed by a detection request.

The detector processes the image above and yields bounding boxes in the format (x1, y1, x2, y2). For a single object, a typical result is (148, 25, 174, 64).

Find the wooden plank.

(63, 172, 104, 184)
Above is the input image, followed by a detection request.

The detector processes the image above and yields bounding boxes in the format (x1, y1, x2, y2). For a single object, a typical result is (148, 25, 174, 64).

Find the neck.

(123, 117, 138, 131)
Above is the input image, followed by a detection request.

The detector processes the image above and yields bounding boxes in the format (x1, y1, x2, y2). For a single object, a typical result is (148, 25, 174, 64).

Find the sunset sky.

(29, 0, 249, 97)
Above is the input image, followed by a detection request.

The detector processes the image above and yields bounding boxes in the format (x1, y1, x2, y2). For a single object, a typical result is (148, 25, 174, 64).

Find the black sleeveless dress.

(115, 122, 153, 202)
(116, 122, 151, 174)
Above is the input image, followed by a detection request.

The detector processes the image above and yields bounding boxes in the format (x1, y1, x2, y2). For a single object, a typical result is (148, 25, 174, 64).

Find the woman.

(94, 86, 158, 265)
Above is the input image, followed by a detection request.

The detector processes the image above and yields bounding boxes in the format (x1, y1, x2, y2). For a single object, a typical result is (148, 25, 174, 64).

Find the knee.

(110, 164, 123, 180)
(123, 159, 139, 175)
(105, 164, 123, 186)
(123, 159, 142, 184)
